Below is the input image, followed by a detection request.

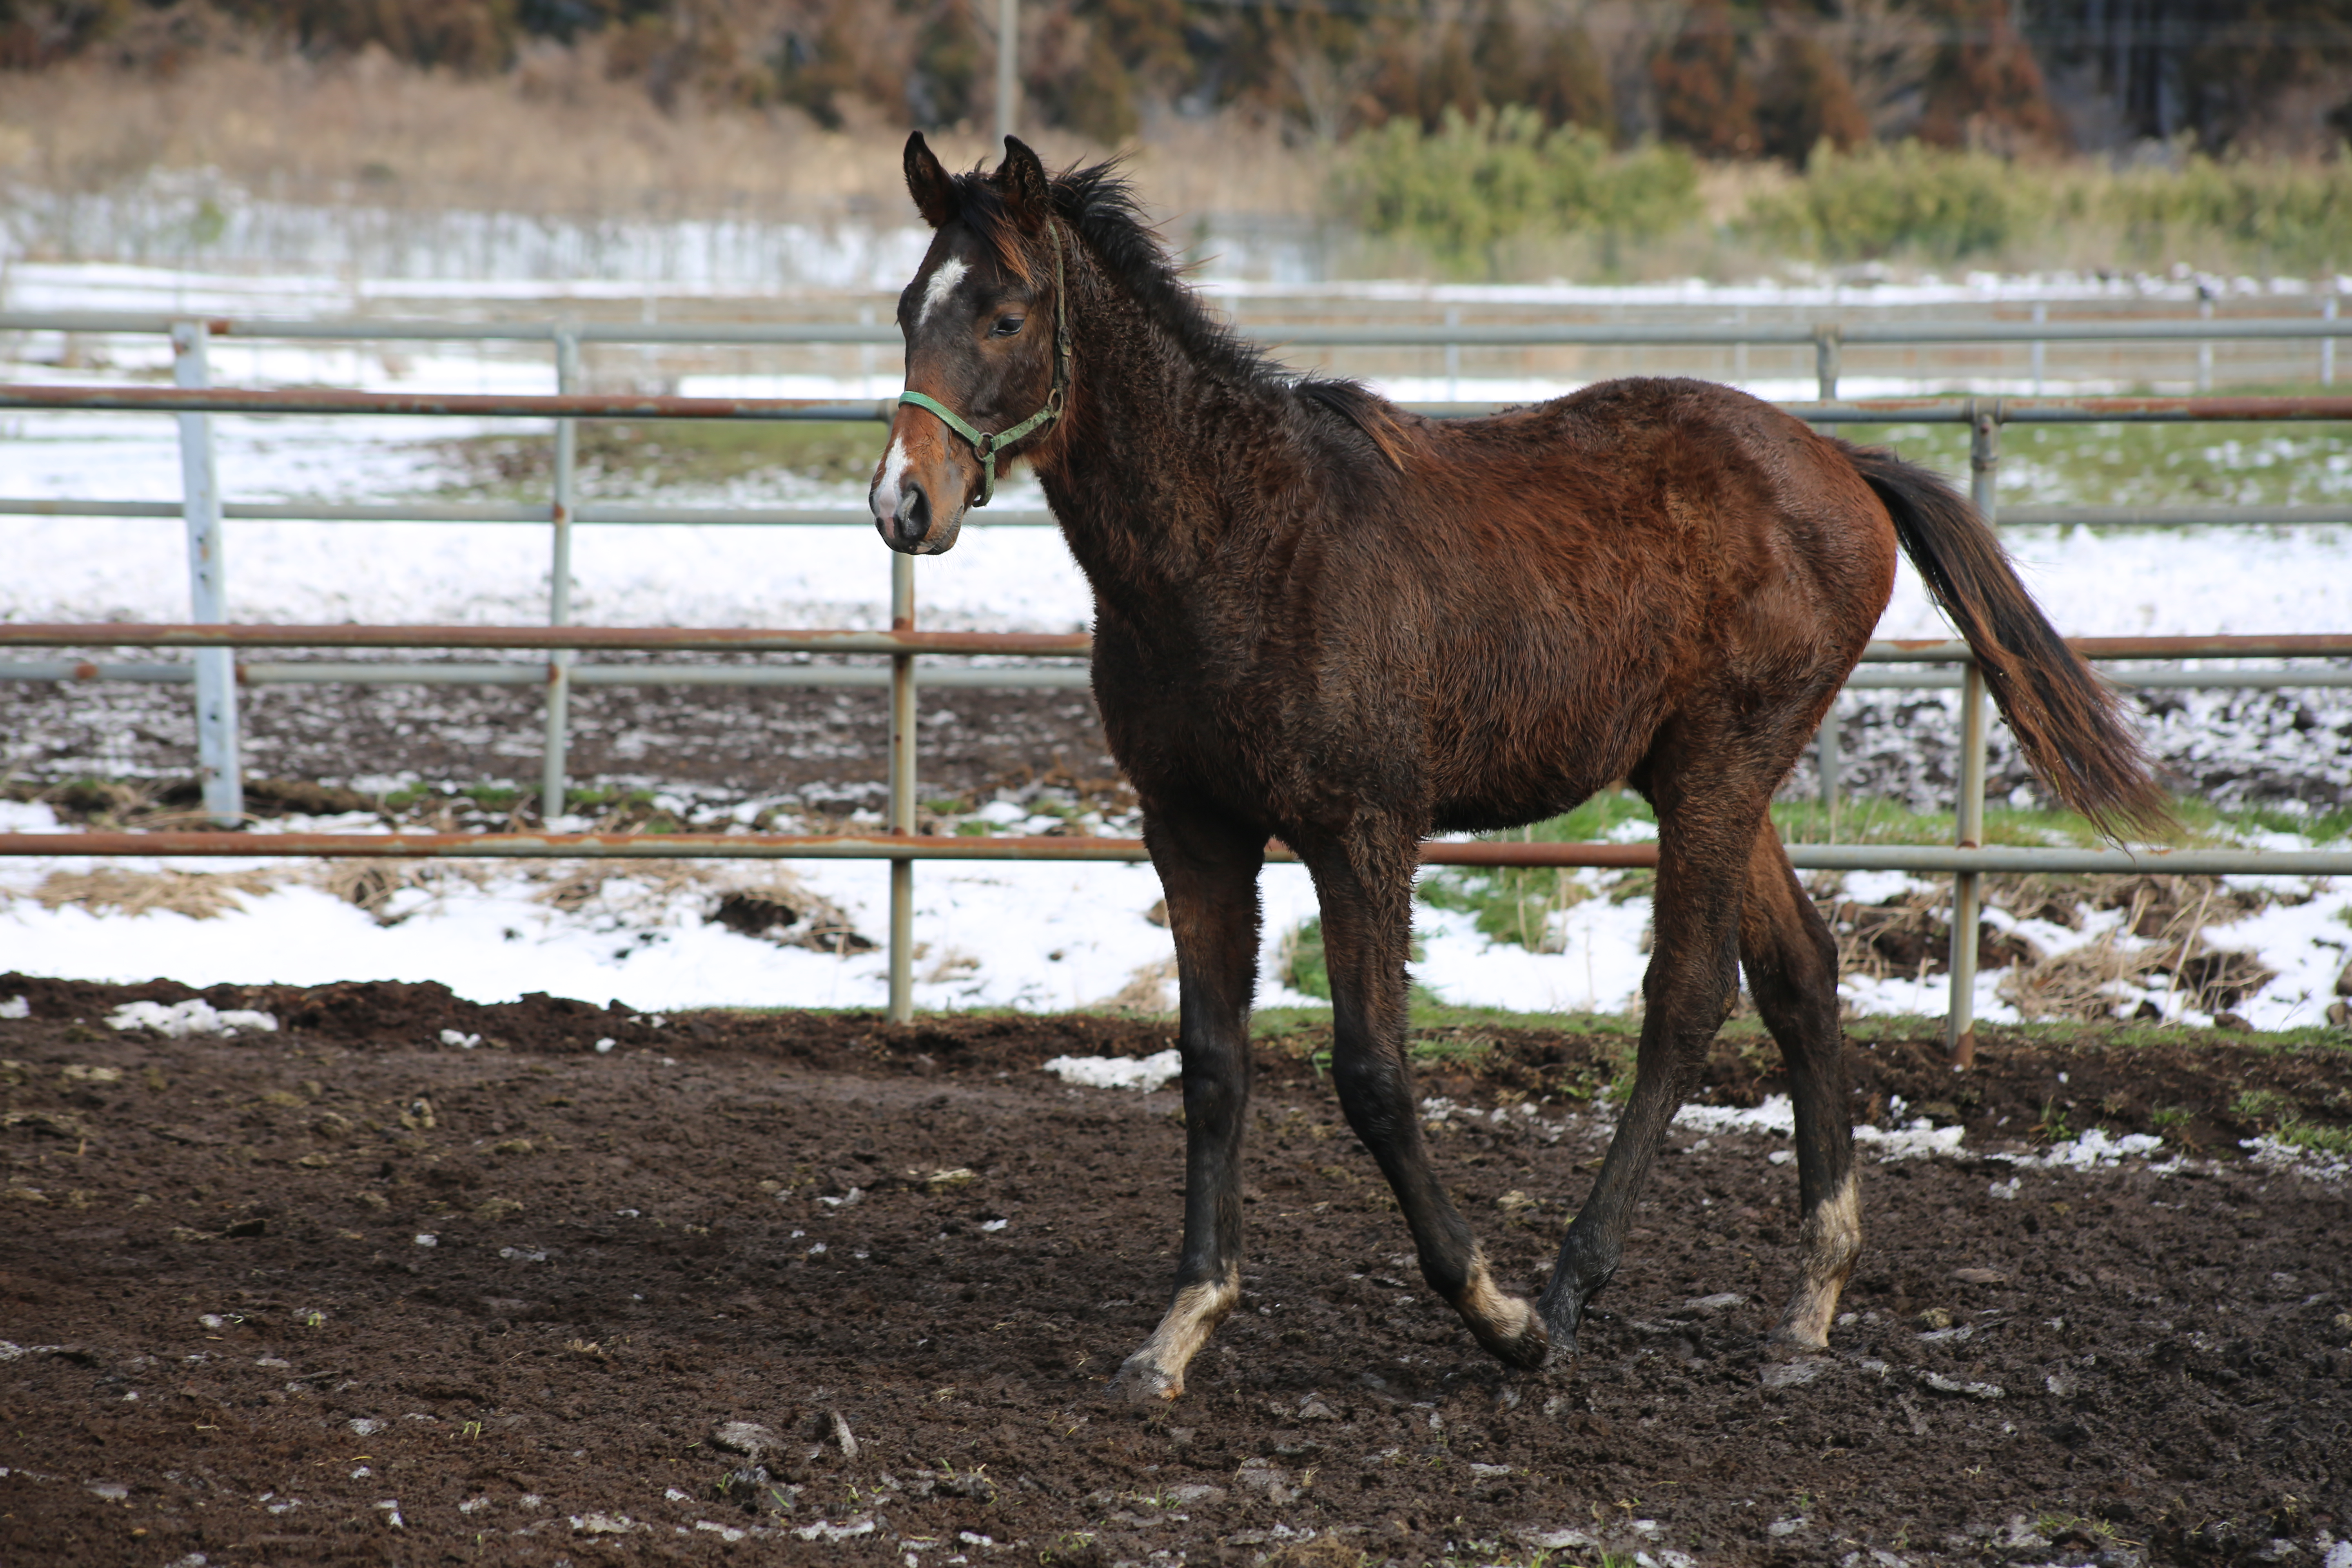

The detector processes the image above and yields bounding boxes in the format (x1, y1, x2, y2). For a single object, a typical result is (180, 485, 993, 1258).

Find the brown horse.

(869, 134, 2163, 1402)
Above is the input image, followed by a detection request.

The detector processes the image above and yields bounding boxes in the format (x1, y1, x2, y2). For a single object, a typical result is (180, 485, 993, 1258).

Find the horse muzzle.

(869, 443, 973, 556)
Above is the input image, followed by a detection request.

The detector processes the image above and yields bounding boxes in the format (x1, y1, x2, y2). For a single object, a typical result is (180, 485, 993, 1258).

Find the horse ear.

(904, 131, 956, 229)
(997, 136, 1053, 229)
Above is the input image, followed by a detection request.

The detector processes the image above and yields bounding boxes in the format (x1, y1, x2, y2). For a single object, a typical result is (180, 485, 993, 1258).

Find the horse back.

(1091, 376, 1898, 835)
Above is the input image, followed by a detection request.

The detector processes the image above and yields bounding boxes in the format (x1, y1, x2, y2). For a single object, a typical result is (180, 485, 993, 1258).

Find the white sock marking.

(918, 258, 969, 328)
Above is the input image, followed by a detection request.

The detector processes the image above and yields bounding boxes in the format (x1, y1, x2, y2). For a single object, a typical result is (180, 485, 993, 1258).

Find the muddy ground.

(2, 978, 2349, 1567)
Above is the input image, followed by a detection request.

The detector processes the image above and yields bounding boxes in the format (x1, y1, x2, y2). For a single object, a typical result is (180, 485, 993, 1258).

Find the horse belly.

(1421, 652, 1664, 833)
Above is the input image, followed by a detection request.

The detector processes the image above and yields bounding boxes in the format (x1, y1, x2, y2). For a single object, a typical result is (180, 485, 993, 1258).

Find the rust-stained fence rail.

(2, 316, 2350, 1049)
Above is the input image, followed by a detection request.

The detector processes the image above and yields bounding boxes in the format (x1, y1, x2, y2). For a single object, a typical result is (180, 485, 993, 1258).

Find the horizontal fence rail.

(0, 833, 2345, 878)
(3, 314, 2346, 1053)
(5, 662, 2346, 692)
(3, 630, 2347, 691)
(12, 385, 2352, 426)
(9, 498, 2352, 530)
(6, 308, 2348, 349)
(0, 623, 1091, 655)
(0, 660, 1092, 690)
(4, 624, 2348, 660)
(0, 384, 893, 422)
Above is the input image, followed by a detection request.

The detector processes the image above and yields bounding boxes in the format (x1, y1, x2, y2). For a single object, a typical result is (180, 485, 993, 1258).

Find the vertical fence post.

(1949, 663, 1988, 1068)
(1948, 401, 2000, 1067)
(995, 0, 1019, 146)
(1443, 305, 1460, 402)
(171, 321, 243, 828)
(2324, 292, 2337, 388)
(1817, 699, 1840, 840)
(2030, 301, 2046, 396)
(542, 325, 579, 822)
(2196, 290, 2214, 393)
(1814, 323, 1841, 401)
(888, 552, 918, 1022)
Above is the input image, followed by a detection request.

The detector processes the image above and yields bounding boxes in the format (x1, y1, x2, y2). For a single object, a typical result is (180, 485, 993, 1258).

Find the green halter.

(897, 218, 1072, 508)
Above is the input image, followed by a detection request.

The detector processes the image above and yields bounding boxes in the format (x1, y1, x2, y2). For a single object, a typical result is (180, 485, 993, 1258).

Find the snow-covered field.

(1, 258, 2347, 1026)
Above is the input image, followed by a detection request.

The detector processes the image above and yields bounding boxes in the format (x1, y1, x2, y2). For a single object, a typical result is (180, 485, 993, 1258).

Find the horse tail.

(1839, 441, 2170, 839)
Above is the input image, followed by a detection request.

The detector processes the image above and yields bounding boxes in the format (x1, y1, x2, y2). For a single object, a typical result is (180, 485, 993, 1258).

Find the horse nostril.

(896, 481, 931, 546)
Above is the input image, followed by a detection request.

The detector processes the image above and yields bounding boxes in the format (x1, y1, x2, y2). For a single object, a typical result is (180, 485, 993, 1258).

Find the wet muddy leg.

(1111, 804, 1264, 1403)
(1306, 826, 1549, 1371)
(1738, 825, 1862, 1348)
(1538, 791, 1761, 1357)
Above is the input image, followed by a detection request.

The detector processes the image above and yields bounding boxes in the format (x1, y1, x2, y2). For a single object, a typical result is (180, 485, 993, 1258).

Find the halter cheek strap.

(896, 218, 1071, 508)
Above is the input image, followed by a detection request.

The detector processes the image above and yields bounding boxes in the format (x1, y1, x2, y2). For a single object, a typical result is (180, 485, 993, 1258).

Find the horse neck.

(1030, 268, 1273, 609)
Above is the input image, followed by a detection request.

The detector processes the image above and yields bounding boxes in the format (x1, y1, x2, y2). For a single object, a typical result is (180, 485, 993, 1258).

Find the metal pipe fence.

(3, 308, 2349, 1050)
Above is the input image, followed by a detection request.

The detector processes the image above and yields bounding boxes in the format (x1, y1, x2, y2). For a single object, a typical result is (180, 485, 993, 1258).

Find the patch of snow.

(2243, 1136, 2352, 1183)
(1043, 1049, 1183, 1092)
(105, 999, 277, 1038)
(1855, 1120, 1970, 1160)
(1675, 1096, 1797, 1136)
(1997, 1128, 2171, 1169)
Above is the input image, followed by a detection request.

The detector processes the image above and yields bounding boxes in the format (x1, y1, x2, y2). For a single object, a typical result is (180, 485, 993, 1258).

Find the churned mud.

(2, 979, 2348, 1566)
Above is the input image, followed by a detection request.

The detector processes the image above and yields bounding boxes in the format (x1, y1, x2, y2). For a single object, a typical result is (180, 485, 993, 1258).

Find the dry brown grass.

(314, 858, 489, 925)
(1093, 954, 1178, 1015)
(533, 858, 872, 953)
(1996, 875, 2277, 1021)
(0, 48, 1321, 227)
(29, 866, 280, 919)
(9, 855, 872, 951)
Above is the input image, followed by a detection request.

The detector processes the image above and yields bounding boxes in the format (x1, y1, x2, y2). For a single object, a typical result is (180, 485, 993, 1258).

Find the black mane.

(947, 157, 1285, 392)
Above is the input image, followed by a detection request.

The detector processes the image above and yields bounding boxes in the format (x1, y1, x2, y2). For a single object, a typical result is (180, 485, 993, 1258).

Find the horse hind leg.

(1537, 783, 1755, 1356)
(1738, 825, 1863, 1349)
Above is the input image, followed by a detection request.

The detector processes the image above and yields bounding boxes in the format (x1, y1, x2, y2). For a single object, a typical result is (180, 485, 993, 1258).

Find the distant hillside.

(4, 0, 2348, 160)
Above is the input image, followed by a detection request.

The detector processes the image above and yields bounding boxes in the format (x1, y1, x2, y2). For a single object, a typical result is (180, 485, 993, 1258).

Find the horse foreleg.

(1310, 834, 1549, 1373)
(1110, 806, 1264, 1403)
(1738, 826, 1862, 1349)
(1538, 799, 1754, 1357)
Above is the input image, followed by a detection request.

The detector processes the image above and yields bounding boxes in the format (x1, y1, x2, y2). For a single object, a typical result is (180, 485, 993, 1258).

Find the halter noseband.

(896, 218, 1072, 508)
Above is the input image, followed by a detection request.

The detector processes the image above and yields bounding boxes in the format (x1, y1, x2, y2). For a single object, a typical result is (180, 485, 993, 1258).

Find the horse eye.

(991, 314, 1025, 337)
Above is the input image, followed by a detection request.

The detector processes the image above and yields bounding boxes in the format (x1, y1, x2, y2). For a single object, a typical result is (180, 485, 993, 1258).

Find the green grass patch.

(379, 780, 530, 813)
(1842, 412, 2352, 513)
(1420, 791, 1655, 949)
(1740, 143, 2352, 273)
(1742, 141, 2029, 263)
(2233, 1087, 2352, 1154)
(1335, 106, 1700, 278)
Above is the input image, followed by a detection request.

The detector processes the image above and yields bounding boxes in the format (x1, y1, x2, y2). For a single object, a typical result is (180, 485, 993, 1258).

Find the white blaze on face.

(870, 436, 912, 523)
(918, 257, 969, 328)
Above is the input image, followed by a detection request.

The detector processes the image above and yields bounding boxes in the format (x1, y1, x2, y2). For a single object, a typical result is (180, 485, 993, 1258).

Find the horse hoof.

(1766, 1321, 1831, 1353)
(1488, 1318, 1551, 1372)
(1109, 1355, 1182, 1404)
(1536, 1298, 1584, 1362)
(1466, 1298, 1551, 1372)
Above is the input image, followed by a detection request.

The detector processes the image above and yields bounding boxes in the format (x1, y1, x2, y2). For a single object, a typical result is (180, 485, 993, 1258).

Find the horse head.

(869, 132, 1069, 556)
